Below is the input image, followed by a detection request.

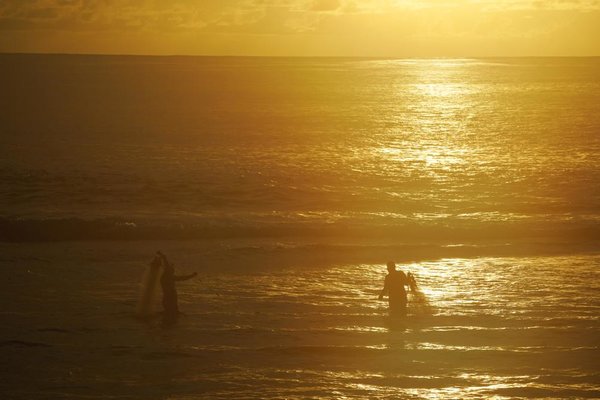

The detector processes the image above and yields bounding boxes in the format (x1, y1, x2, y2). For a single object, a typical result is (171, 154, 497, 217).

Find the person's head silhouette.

(387, 261, 396, 273)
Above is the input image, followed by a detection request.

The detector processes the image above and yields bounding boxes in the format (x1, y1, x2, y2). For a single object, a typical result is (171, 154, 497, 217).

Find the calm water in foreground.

(0, 55, 599, 398)
(1, 242, 599, 399)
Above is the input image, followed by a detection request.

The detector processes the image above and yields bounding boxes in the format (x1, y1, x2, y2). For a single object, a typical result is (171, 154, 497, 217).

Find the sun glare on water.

(375, 60, 478, 185)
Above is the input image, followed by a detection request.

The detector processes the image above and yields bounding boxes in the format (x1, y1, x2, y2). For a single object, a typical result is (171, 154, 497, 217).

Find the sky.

(0, 0, 599, 56)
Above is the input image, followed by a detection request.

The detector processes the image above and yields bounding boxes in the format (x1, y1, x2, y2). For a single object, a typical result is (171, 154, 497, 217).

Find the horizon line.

(2, 51, 600, 59)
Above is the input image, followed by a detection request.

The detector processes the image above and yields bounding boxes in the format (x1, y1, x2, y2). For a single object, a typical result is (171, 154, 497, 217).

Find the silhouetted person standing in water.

(379, 261, 413, 317)
(157, 252, 197, 324)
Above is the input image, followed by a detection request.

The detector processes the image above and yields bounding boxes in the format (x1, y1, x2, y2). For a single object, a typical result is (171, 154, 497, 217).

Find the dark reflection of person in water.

(157, 252, 197, 325)
(379, 261, 414, 317)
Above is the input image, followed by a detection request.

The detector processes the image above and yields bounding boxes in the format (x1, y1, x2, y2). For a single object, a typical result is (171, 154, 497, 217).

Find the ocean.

(0, 54, 599, 398)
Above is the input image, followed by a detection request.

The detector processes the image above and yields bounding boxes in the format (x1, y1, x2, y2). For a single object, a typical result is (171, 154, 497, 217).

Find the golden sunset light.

(1, 0, 599, 399)
(0, 0, 599, 56)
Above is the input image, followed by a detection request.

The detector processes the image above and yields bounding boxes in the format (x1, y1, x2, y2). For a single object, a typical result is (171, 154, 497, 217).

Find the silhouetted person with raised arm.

(157, 251, 197, 324)
(379, 261, 413, 317)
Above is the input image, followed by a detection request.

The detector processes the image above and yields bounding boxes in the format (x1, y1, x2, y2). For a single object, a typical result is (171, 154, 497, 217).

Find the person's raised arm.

(175, 272, 198, 282)
(157, 251, 171, 267)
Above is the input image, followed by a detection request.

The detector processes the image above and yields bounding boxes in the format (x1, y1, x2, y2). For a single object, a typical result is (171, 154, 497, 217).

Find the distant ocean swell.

(1, 215, 598, 253)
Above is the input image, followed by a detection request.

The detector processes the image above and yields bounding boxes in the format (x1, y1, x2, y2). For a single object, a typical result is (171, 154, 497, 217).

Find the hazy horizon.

(3, 51, 600, 58)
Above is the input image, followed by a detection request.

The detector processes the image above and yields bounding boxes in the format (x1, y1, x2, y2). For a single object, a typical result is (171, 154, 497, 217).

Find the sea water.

(1, 55, 600, 241)
(0, 55, 599, 398)
(1, 242, 598, 399)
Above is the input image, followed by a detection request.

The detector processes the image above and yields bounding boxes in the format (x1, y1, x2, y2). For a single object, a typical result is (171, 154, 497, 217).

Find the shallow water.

(1, 242, 598, 399)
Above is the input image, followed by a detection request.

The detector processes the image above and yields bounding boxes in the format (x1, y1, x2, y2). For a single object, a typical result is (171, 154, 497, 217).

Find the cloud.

(0, 0, 216, 31)
(309, 0, 341, 12)
(0, 0, 598, 55)
(531, 0, 600, 10)
(1, 0, 597, 33)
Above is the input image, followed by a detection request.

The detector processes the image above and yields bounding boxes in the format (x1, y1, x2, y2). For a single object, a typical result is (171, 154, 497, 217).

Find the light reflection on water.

(2, 248, 598, 398)
(167, 254, 599, 398)
(2, 57, 599, 244)
(1, 55, 599, 398)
